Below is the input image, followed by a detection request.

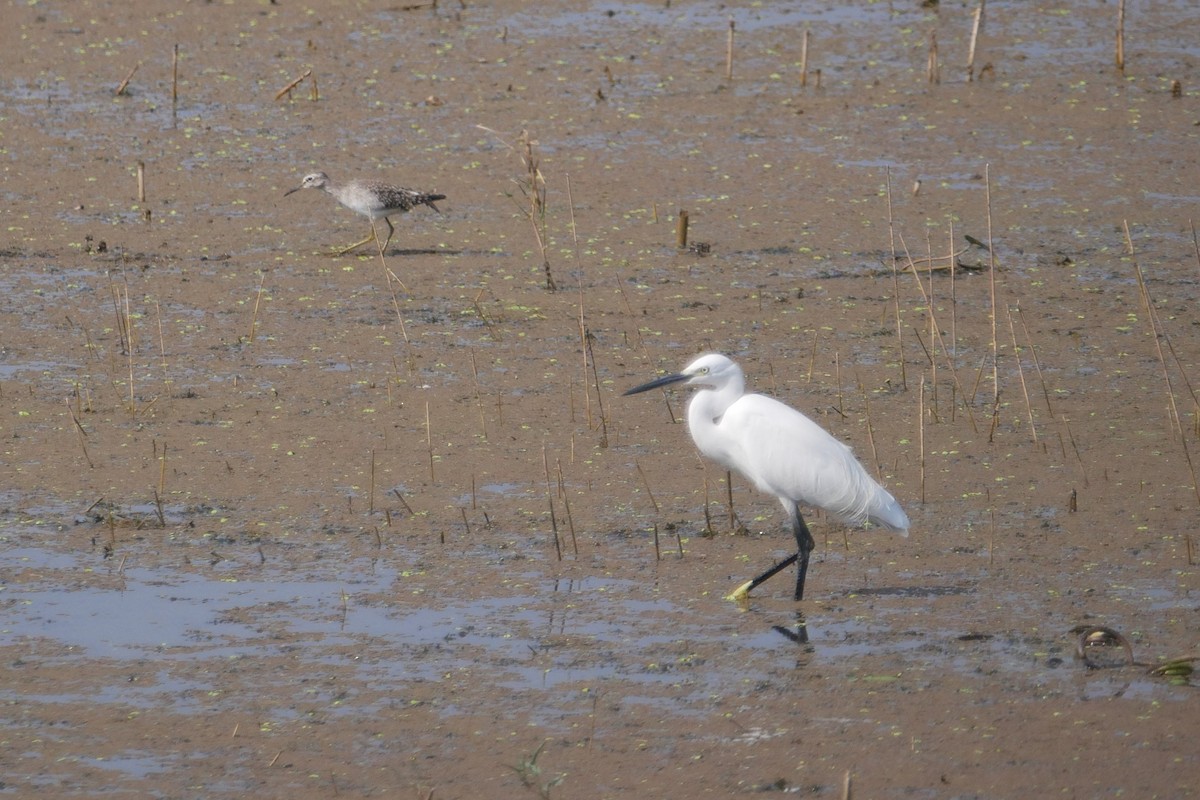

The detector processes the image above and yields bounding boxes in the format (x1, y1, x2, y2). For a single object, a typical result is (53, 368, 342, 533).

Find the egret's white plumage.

(624, 353, 908, 601)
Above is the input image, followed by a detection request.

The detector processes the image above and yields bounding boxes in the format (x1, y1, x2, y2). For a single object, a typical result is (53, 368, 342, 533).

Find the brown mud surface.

(1, 1, 1197, 797)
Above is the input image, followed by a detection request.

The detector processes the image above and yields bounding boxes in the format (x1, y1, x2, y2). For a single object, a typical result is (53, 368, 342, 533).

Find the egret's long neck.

(686, 375, 744, 464)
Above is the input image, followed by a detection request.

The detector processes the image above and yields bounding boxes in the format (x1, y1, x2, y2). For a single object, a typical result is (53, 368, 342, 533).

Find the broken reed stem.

(635, 459, 660, 513)
(653, 522, 661, 561)
(247, 269, 267, 343)
(1115, 0, 1126, 73)
(799, 28, 810, 88)
(927, 30, 939, 84)
(171, 44, 179, 104)
(725, 17, 735, 81)
(392, 488, 414, 515)
(966, 4, 983, 82)
(115, 62, 140, 96)
(136, 161, 146, 203)
(274, 68, 313, 101)
(676, 209, 689, 248)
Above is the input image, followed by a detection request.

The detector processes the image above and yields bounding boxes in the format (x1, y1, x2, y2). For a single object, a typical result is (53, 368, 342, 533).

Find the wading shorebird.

(284, 171, 446, 254)
(624, 353, 909, 601)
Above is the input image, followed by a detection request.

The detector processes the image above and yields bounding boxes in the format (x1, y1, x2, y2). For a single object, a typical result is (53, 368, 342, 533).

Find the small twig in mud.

(115, 62, 140, 96)
(274, 68, 313, 101)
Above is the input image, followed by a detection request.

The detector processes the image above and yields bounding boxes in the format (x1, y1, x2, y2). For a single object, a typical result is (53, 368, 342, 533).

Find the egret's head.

(623, 353, 741, 396)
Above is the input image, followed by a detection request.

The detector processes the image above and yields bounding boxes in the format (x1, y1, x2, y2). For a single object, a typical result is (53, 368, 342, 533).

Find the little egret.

(624, 353, 909, 601)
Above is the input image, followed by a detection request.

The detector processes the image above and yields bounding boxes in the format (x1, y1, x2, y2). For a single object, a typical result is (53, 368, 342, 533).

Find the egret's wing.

(722, 394, 908, 532)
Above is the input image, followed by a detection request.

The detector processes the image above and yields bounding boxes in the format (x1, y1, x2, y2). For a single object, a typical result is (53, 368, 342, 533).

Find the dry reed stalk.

(153, 490, 166, 527)
(172, 44, 179, 104)
(988, 508, 995, 565)
(115, 62, 140, 96)
(274, 68, 313, 101)
(469, 348, 487, 439)
(653, 522, 661, 561)
(566, 172, 579, 254)
(1015, 304, 1054, 416)
(1115, 0, 1125, 73)
(1004, 305, 1038, 443)
(459, 506, 471, 536)
(379, 259, 411, 343)
(471, 288, 502, 341)
(392, 488, 414, 515)
(584, 329, 609, 447)
(948, 222, 958, 357)
(518, 131, 556, 290)
(725, 17, 735, 81)
(676, 210, 689, 248)
(65, 398, 94, 468)
(841, 770, 852, 800)
(562, 492, 579, 556)
(884, 168, 907, 390)
(635, 459, 660, 513)
(369, 449, 376, 514)
(247, 269, 267, 343)
(919, 373, 926, 504)
(310, 72, 319, 102)
(136, 161, 146, 203)
(1125, 222, 1183, 435)
(425, 401, 435, 482)
(1180, 437, 1200, 507)
(984, 164, 999, 406)
(578, 280, 593, 430)
(834, 350, 843, 415)
(159, 441, 168, 497)
(800, 28, 810, 87)
(863, 393, 882, 482)
(807, 329, 819, 383)
(548, 495, 563, 561)
(966, 5, 983, 82)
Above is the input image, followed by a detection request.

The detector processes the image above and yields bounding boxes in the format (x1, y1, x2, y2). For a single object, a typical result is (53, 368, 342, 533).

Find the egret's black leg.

(792, 510, 816, 601)
(743, 552, 799, 593)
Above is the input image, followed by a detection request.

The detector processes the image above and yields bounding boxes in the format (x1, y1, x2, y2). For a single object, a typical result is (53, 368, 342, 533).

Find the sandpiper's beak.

(623, 372, 689, 396)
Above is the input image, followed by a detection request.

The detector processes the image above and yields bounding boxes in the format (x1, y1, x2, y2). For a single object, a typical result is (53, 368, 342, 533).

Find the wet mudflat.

(1, 1, 1197, 797)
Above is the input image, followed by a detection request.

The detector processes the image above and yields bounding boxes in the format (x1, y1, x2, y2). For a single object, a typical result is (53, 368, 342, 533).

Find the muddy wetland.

(1, 1, 1197, 797)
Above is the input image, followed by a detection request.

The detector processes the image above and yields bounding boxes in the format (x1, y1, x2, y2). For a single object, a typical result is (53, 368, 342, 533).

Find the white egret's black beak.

(623, 372, 689, 396)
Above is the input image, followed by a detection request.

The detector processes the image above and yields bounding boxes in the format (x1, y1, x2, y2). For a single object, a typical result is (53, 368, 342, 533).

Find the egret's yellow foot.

(725, 580, 754, 602)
